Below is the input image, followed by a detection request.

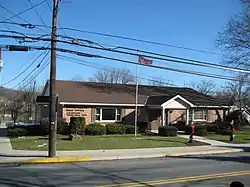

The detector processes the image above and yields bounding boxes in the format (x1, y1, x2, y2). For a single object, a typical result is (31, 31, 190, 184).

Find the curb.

(14, 156, 90, 164)
(7, 148, 244, 164)
(166, 148, 244, 157)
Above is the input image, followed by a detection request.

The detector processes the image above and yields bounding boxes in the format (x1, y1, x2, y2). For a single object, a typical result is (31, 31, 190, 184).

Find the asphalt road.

(0, 153, 250, 187)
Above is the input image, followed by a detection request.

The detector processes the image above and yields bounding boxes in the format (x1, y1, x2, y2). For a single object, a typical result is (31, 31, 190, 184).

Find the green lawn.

(10, 134, 190, 151)
(206, 127, 250, 144)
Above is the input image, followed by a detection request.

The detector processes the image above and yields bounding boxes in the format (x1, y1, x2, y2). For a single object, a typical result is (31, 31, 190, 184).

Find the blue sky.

(0, 0, 243, 89)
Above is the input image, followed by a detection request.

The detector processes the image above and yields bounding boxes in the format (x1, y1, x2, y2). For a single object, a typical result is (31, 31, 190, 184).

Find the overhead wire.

(1, 33, 248, 74)
(27, 0, 51, 32)
(0, 21, 219, 55)
(1, 50, 50, 86)
(5, 51, 50, 91)
(58, 54, 177, 86)
(55, 27, 220, 55)
(0, 1, 48, 33)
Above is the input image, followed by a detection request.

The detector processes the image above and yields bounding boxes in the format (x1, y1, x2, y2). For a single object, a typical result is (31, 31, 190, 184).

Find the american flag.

(138, 56, 153, 65)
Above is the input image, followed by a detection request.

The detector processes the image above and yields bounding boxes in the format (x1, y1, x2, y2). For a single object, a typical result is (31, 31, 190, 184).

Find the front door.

(148, 109, 161, 130)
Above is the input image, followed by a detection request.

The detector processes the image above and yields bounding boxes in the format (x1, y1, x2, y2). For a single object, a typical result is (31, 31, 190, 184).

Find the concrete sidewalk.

(0, 146, 244, 164)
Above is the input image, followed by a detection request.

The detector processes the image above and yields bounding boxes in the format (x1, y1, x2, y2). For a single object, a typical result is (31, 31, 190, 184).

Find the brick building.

(36, 80, 229, 130)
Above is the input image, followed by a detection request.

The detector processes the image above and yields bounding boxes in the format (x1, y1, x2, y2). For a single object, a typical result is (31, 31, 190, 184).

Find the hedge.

(7, 127, 27, 137)
(185, 124, 207, 136)
(170, 121, 187, 131)
(158, 126, 178, 136)
(106, 123, 126, 134)
(125, 125, 138, 134)
(85, 123, 106, 135)
(7, 125, 47, 137)
(138, 122, 148, 133)
(70, 117, 86, 135)
(41, 118, 68, 135)
(206, 123, 219, 133)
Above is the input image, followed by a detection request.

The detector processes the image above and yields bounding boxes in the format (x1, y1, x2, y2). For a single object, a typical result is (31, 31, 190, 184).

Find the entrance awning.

(161, 95, 194, 109)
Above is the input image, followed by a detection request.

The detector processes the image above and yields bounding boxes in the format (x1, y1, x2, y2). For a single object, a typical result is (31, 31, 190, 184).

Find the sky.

(0, 0, 244, 90)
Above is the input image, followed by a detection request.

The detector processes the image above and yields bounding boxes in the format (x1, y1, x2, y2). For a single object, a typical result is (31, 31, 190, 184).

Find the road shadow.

(168, 154, 250, 164)
(0, 154, 45, 158)
(219, 145, 250, 152)
(73, 163, 155, 187)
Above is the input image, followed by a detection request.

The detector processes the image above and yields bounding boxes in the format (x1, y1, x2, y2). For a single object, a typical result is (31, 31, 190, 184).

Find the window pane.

(194, 110, 203, 119)
(95, 108, 100, 121)
(102, 109, 116, 120)
(116, 109, 121, 121)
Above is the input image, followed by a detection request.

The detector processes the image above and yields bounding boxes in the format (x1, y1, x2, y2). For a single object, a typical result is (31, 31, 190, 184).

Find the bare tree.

(89, 68, 135, 84)
(20, 81, 42, 123)
(224, 74, 250, 108)
(147, 77, 165, 86)
(72, 75, 84, 81)
(5, 98, 25, 125)
(188, 80, 216, 94)
(4, 81, 42, 124)
(217, 1, 250, 68)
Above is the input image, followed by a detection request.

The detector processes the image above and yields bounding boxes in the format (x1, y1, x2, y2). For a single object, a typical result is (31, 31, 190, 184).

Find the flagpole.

(135, 52, 139, 138)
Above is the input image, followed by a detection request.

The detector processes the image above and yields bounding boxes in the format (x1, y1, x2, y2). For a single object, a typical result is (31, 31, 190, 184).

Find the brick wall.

(61, 106, 148, 125)
(169, 110, 185, 123)
(62, 107, 92, 124)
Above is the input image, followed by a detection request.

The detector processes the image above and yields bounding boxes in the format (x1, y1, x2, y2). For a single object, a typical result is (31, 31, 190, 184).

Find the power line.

(58, 54, 177, 86)
(0, 43, 244, 81)
(2, 33, 247, 74)
(0, 0, 46, 23)
(0, 33, 247, 74)
(0, 21, 219, 55)
(56, 28, 220, 55)
(1, 50, 49, 86)
(56, 35, 249, 74)
(0, 1, 47, 33)
(27, 0, 50, 32)
(45, 0, 67, 36)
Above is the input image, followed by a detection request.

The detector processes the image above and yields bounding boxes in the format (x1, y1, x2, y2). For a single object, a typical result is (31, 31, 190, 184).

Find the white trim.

(161, 95, 194, 109)
(193, 105, 229, 108)
(95, 108, 122, 122)
(60, 102, 144, 107)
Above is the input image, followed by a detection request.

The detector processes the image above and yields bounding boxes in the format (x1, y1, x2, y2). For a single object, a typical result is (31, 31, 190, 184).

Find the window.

(95, 108, 122, 122)
(193, 110, 208, 121)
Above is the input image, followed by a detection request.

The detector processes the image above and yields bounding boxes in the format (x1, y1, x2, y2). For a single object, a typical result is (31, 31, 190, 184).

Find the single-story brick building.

(36, 80, 229, 130)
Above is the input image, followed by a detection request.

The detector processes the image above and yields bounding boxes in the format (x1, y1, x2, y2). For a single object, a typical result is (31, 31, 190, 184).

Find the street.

(0, 152, 250, 187)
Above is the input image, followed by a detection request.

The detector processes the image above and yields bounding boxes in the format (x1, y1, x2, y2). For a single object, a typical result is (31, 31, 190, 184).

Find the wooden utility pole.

(49, 0, 59, 157)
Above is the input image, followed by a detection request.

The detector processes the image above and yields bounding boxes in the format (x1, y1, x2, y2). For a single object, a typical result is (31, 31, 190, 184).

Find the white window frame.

(192, 110, 208, 121)
(95, 108, 122, 122)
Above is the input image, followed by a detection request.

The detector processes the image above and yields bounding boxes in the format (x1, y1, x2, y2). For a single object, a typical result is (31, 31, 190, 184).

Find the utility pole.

(49, 0, 59, 158)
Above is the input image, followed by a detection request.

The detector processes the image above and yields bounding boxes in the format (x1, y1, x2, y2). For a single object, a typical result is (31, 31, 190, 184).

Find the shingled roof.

(39, 80, 227, 107)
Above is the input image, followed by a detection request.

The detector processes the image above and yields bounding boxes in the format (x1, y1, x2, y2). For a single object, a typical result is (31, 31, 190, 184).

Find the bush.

(70, 117, 86, 135)
(218, 121, 230, 130)
(185, 124, 207, 136)
(158, 126, 178, 136)
(40, 118, 68, 135)
(7, 127, 27, 137)
(216, 129, 231, 135)
(206, 123, 219, 132)
(57, 118, 69, 135)
(85, 123, 106, 135)
(26, 125, 47, 136)
(138, 122, 148, 133)
(125, 125, 138, 134)
(170, 121, 187, 131)
(106, 123, 126, 134)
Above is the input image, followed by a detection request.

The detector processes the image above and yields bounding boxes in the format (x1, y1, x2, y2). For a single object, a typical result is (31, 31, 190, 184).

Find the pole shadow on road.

(168, 154, 250, 164)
